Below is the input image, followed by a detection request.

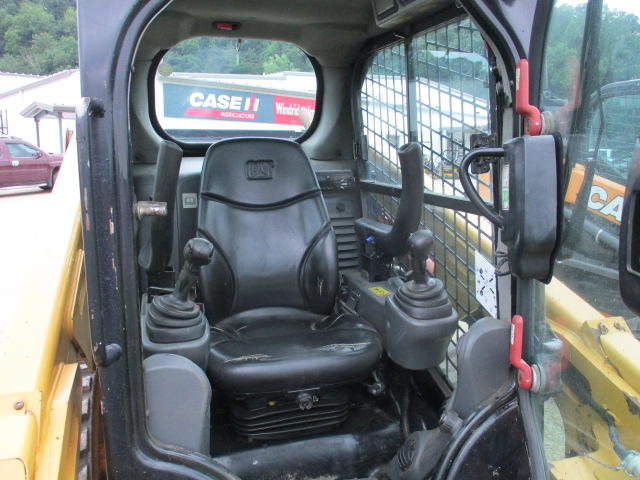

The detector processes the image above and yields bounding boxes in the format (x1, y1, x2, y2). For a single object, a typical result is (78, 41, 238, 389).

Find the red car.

(0, 136, 63, 190)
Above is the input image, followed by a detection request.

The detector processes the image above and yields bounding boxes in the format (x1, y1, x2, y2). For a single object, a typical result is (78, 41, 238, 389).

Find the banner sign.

(163, 83, 316, 126)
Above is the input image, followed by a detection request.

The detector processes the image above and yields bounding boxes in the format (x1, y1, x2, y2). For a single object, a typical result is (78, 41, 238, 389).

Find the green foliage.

(162, 38, 313, 75)
(263, 53, 297, 74)
(598, 8, 640, 84)
(0, 0, 77, 75)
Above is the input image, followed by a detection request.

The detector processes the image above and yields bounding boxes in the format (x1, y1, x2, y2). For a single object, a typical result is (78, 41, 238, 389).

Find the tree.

(0, 0, 77, 75)
(162, 37, 314, 75)
(263, 53, 297, 74)
(543, 3, 640, 99)
(3, 2, 54, 55)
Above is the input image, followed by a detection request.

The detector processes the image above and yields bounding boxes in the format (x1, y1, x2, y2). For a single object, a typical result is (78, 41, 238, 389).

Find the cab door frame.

(461, 1, 557, 479)
(76, 0, 237, 478)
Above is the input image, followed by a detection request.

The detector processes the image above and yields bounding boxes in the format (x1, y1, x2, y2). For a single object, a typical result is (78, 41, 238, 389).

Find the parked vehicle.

(0, 136, 63, 190)
(1, 0, 639, 479)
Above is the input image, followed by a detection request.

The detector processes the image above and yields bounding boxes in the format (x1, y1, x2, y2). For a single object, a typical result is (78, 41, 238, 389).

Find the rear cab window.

(154, 38, 318, 143)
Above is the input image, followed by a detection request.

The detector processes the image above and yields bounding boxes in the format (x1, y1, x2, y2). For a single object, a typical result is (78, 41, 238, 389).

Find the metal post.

(58, 112, 63, 152)
(35, 118, 41, 147)
(0, 109, 7, 135)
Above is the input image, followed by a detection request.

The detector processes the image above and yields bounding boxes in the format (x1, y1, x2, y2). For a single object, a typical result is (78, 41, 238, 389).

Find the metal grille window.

(414, 17, 491, 197)
(361, 44, 408, 186)
(359, 15, 495, 384)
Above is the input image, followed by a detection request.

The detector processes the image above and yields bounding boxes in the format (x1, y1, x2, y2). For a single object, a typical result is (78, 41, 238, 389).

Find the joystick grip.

(407, 230, 434, 284)
(174, 238, 214, 303)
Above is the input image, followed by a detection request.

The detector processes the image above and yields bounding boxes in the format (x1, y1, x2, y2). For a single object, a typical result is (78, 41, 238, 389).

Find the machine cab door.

(533, 1, 640, 479)
(451, 0, 640, 479)
(73, 0, 639, 477)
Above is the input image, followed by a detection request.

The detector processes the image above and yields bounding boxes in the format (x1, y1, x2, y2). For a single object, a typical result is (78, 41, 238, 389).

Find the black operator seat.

(198, 138, 383, 396)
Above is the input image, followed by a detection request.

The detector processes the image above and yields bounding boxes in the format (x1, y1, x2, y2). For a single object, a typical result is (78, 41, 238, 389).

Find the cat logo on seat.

(246, 160, 275, 180)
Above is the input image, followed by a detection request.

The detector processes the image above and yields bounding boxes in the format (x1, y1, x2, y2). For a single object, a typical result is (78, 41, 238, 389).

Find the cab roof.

(139, 0, 454, 67)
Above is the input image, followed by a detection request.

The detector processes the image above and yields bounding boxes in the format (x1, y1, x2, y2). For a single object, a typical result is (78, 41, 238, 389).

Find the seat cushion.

(208, 307, 383, 395)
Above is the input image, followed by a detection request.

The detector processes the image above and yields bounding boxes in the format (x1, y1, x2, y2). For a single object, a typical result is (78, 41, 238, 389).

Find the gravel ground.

(544, 397, 567, 462)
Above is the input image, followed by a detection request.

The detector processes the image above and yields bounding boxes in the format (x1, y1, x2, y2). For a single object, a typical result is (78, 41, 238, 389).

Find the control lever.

(172, 238, 215, 308)
(394, 229, 451, 316)
(408, 229, 434, 287)
(146, 239, 213, 343)
(355, 142, 425, 259)
(384, 228, 458, 370)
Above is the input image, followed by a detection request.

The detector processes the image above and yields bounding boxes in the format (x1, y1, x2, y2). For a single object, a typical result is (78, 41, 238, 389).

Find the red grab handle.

(515, 59, 542, 136)
(510, 315, 533, 389)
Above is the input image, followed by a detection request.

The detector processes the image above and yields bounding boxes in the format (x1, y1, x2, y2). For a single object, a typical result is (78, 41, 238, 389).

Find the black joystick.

(385, 229, 459, 370)
(407, 229, 435, 288)
(171, 238, 214, 310)
(394, 230, 454, 319)
(146, 238, 214, 343)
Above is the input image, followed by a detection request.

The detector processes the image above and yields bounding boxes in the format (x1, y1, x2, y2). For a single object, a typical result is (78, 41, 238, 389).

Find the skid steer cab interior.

(78, 0, 640, 478)
(138, 136, 466, 460)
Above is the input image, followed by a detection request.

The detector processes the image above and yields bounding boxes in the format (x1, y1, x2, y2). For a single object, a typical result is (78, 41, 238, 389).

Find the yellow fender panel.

(0, 137, 86, 479)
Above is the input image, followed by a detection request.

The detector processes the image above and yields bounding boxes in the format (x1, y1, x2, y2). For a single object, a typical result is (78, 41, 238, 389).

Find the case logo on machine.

(186, 92, 261, 120)
(587, 185, 623, 223)
(245, 160, 275, 180)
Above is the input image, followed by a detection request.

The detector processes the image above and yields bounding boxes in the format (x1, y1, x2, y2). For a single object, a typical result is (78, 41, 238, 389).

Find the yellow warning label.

(369, 286, 391, 296)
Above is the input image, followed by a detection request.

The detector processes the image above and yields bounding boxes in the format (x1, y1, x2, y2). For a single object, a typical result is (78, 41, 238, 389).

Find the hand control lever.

(172, 238, 215, 308)
(394, 229, 452, 318)
(146, 238, 213, 343)
(384, 228, 458, 370)
(408, 229, 434, 286)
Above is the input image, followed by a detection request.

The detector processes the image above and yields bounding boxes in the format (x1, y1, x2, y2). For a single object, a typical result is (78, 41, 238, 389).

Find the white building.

(0, 69, 79, 154)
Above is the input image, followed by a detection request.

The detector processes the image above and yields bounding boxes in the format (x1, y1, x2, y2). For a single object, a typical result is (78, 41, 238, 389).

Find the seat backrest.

(198, 138, 338, 321)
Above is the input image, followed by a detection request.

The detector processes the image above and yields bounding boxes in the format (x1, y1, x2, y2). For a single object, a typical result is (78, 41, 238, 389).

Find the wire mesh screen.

(420, 205, 493, 381)
(361, 43, 408, 186)
(360, 15, 495, 384)
(414, 17, 491, 197)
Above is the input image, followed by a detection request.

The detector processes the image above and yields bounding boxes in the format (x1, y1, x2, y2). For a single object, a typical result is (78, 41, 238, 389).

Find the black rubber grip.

(138, 140, 183, 272)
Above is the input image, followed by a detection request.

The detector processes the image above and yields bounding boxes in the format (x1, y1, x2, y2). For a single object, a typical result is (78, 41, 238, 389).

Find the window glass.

(7, 142, 38, 157)
(155, 38, 317, 143)
(537, 1, 640, 477)
(359, 16, 496, 385)
(541, 1, 639, 326)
